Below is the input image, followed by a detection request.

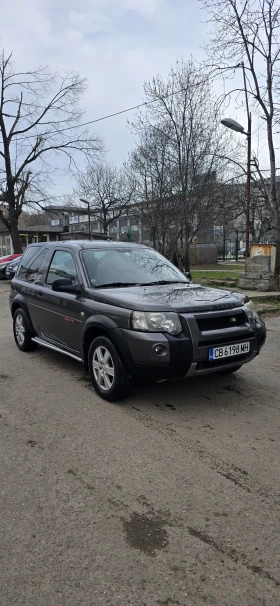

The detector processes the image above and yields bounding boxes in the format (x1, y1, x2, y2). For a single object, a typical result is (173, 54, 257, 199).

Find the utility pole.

(241, 62, 251, 258)
(245, 113, 251, 258)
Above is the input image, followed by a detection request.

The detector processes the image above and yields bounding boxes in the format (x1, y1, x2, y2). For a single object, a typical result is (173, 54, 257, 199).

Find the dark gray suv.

(10, 241, 266, 401)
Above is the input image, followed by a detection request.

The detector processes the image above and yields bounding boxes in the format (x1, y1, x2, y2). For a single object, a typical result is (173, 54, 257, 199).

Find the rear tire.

(13, 308, 37, 352)
(88, 336, 131, 402)
(218, 365, 242, 375)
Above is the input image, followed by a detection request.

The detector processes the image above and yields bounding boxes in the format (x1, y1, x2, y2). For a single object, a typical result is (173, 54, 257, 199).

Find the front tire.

(13, 308, 37, 352)
(88, 336, 131, 402)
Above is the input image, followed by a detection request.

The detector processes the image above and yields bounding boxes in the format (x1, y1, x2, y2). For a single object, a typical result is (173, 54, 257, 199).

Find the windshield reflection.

(81, 247, 188, 288)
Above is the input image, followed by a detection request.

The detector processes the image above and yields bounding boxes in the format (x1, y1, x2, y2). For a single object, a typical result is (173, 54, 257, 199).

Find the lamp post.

(221, 116, 251, 258)
(79, 198, 91, 240)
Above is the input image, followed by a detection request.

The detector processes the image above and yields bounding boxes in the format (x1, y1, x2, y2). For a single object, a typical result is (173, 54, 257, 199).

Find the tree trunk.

(183, 247, 190, 272)
(274, 215, 280, 289)
(175, 249, 184, 272)
(103, 217, 109, 237)
(266, 117, 279, 287)
(183, 225, 191, 272)
(9, 211, 22, 253)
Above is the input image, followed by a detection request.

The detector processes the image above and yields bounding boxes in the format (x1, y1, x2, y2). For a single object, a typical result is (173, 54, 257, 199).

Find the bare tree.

(77, 161, 135, 235)
(130, 59, 242, 269)
(0, 50, 102, 252)
(201, 0, 280, 284)
(130, 126, 181, 257)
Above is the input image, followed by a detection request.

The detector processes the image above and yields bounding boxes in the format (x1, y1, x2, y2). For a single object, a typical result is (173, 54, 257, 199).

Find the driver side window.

(46, 251, 77, 285)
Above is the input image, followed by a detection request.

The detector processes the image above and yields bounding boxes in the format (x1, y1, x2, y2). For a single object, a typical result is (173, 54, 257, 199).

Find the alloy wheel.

(15, 314, 25, 346)
(92, 346, 115, 391)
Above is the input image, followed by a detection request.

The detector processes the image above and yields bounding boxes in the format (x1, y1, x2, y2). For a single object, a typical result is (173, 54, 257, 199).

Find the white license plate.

(209, 342, 250, 361)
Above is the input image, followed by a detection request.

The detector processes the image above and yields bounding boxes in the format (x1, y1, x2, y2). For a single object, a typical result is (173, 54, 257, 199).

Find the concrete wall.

(189, 244, 218, 265)
(239, 255, 277, 291)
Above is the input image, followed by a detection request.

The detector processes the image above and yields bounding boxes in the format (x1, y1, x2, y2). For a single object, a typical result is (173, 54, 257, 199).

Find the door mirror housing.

(52, 278, 82, 294)
(185, 271, 192, 281)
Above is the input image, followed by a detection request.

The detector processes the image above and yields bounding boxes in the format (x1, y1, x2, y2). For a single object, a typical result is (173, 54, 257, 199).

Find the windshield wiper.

(140, 280, 188, 286)
(94, 282, 140, 289)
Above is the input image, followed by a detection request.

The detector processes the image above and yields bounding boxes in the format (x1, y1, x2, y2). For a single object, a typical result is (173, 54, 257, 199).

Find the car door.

(35, 248, 82, 354)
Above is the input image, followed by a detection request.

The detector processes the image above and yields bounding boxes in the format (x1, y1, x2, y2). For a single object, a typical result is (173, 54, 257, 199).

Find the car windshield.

(81, 247, 188, 288)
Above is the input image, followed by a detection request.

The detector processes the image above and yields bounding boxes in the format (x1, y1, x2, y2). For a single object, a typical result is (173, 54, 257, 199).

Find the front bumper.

(121, 308, 266, 381)
(121, 329, 193, 380)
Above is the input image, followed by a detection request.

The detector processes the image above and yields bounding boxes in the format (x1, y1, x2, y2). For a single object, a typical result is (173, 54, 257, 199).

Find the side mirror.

(185, 271, 192, 281)
(52, 278, 82, 294)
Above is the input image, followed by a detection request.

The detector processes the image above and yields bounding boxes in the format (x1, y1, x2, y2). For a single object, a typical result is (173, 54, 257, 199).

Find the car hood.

(91, 283, 245, 313)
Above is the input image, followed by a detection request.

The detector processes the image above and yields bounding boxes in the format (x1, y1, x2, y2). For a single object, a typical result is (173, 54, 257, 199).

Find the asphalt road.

(0, 280, 280, 606)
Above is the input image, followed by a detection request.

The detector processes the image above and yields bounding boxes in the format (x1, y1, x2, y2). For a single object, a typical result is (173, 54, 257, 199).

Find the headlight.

(245, 299, 258, 320)
(132, 311, 182, 335)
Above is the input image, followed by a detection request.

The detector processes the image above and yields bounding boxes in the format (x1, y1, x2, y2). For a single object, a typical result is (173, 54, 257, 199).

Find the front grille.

(196, 312, 247, 332)
(198, 333, 254, 347)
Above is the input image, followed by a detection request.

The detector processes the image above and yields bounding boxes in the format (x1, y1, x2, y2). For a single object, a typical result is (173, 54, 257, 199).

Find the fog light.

(152, 343, 168, 357)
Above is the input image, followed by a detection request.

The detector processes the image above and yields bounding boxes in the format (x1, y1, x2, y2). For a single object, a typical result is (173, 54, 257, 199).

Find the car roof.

(25, 242, 45, 248)
(28, 240, 148, 250)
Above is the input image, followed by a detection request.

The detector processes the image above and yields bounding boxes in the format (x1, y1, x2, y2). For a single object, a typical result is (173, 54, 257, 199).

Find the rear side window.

(26, 249, 48, 283)
(46, 251, 77, 285)
(17, 246, 41, 280)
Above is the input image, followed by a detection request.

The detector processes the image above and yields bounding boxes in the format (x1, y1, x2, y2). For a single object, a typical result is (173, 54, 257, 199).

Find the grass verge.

(191, 264, 244, 271)
(254, 298, 280, 318)
(191, 270, 240, 281)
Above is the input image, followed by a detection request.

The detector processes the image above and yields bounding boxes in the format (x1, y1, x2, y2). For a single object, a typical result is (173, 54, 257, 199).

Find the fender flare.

(10, 294, 36, 335)
(82, 315, 134, 372)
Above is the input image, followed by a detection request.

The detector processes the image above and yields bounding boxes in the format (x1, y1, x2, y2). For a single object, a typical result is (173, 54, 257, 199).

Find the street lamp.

(79, 198, 91, 240)
(221, 116, 252, 258)
(221, 118, 245, 134)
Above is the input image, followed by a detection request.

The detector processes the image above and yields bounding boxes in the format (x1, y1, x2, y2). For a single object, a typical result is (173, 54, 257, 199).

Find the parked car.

(10, 241, 266, 401)
(0, 254, 22, 278)
(230, 247, 246, 257)
(5, 256, 22, 279)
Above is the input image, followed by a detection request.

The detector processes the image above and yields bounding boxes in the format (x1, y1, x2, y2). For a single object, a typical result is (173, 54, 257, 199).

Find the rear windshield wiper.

(94, 282, 140, 289)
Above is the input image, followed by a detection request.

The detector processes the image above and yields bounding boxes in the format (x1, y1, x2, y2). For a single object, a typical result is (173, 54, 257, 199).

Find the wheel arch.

(82, 316, 134, 373)
(11, 296, 35, 335)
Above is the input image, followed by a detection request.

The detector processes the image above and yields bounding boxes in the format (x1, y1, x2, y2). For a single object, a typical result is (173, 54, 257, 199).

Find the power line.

(16, 82, 208, 139)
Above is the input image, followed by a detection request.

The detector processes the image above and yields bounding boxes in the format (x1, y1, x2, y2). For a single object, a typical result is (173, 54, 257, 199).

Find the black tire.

(13, 308, 37, 352)
(218, 365, 242, 375)
(88, 335, 131, 402)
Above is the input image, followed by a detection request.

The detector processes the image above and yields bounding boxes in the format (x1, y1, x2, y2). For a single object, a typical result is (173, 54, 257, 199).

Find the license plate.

(209, 342, 250, 361)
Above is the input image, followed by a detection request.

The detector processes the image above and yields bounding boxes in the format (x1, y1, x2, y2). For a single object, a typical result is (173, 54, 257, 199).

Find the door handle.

(38, 290, 43, 296)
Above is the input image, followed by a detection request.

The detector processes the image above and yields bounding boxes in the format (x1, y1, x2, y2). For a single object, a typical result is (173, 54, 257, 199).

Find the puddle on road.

(122, 511, 169, 556)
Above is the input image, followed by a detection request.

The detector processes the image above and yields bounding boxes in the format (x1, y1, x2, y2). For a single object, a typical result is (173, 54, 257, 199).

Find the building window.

(119, 218, 127, 229)
(214, 225, 223, 238)
(0, 235, 12, 256)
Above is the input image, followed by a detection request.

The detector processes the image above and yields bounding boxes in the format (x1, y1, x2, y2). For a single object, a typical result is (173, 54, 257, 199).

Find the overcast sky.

(1, 0, 271, 197)
(2, 1, 208, 161)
